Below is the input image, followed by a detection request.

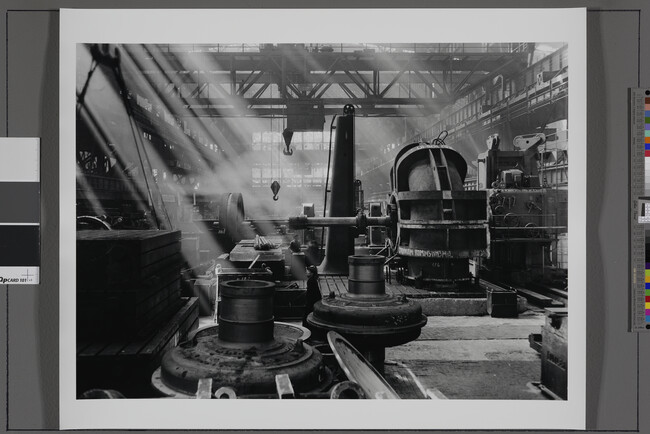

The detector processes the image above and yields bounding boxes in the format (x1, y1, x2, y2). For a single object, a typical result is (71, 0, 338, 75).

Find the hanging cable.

(76, 47, 154, 221)
(111, 49, 172, 229)
(76, 59, 98, 110)
(430, 130, 449, 147)
(269, 121, 281, 202)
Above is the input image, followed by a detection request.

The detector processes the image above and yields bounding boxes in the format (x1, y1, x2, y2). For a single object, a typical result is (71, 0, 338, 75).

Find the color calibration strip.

(0, 138, 40, 284)
(630, 89, 650, 331)
(646, 263, 650, 323)
(645, 96, 650, 194)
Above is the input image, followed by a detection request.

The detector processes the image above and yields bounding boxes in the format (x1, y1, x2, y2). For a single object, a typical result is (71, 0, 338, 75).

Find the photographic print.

(60, 8, 587, 430)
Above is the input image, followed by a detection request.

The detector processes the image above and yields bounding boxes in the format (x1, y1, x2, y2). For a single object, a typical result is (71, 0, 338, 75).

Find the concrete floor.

(198, 308, 550, 400)
(385, 310, 549, 400)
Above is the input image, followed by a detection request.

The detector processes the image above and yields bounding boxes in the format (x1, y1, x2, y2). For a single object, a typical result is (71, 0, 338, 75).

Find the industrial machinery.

(477, 133, 567, 284)
(191, 192, 247, 252)
(152, 279, 330, 398)
(319, 104, 357, 275)
(388, 141, 489, 289)
(366, 202, 387, 254)
(152, 277, 418, 399)
(79, 99, 492, 295)
(234, 107, 489, 294)
(306, 255, 427, 373)
(74, 39, 572, 402)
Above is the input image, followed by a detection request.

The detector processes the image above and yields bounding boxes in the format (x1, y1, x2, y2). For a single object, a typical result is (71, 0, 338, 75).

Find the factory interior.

(75, 42, 569, 400)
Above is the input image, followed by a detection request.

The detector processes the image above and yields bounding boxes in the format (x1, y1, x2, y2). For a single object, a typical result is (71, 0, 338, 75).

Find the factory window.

(251, 168, 261, 183)
(312, 166, 325, 178)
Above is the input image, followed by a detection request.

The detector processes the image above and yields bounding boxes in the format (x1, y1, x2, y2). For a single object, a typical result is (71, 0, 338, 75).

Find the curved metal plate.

(327, 331, 400, 400)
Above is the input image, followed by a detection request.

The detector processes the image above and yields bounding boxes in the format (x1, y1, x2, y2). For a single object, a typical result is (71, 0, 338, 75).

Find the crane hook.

(270, 180, 281, 201)
(282, 128, 294, 156)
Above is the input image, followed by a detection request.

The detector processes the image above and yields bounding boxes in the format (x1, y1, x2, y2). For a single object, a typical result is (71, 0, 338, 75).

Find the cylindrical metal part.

(330, 381, 366, 399)
(354, 179, 364, 211)
(320, 111, 356, 275)
(155, 280, 331, 398)
(218, 280, 275, 343)
(366, 216, 393, 227)
(347, 255, 385, 296)
(248, 215, 391, 230)
(214, 387, 237, 399)
(300, 216, 358, 227)
(291, 252, 307, 280)
(218, 192, 246, 249)
(306, 252, 427, 359)
(348, 255, 385, 281)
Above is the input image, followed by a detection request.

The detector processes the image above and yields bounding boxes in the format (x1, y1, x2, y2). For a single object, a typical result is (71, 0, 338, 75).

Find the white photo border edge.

(59, 7, 587, 430)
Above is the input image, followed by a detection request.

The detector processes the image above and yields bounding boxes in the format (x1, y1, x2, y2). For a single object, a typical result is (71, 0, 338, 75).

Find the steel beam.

(188, 97, 446, 107)
(188, 107, 434, 117)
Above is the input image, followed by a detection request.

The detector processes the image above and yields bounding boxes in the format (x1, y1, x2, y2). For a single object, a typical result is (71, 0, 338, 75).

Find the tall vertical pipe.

(319, 105, 355, 275)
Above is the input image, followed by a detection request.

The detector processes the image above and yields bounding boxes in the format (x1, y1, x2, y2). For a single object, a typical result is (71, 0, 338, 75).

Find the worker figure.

(302, 265, 322, 328)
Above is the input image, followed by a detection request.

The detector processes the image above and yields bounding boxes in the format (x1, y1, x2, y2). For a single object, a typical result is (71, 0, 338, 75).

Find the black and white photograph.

(59, 8, 587, 430)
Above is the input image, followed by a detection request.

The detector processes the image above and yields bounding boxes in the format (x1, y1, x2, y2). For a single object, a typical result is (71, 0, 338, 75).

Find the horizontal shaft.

(246, 215, 391, 230)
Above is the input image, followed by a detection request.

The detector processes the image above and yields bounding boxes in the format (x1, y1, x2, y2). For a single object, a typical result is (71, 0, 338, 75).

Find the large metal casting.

(389, 143, 489, 289)
(307, 255, 427, 373)
(154, 280, 329, 397)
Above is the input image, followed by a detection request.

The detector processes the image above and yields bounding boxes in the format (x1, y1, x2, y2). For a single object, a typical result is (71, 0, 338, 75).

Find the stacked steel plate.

(76, 230, 183, 337)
